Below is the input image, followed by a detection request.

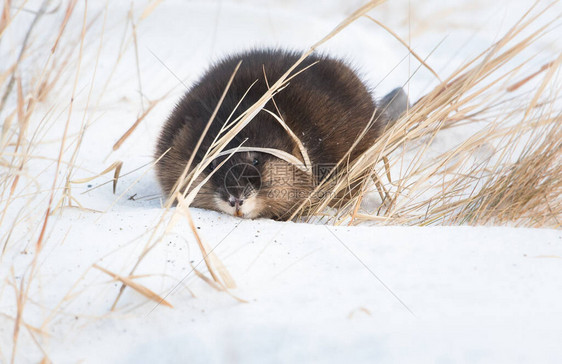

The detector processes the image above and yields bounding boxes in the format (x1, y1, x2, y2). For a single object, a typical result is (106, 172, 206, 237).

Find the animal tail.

(379, 87, 410, 124)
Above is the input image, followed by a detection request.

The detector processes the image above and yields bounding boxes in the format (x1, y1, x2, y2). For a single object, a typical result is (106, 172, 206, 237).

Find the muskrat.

(155, 49, 408, 220)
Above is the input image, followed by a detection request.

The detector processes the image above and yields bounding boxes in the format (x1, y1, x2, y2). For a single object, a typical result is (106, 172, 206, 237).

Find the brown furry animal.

(155, 49, 408, 220)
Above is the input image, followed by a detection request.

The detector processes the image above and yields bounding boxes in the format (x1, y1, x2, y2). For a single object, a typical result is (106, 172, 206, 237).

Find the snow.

(30, 220, 562, 363)
(0, 0, 561, 363)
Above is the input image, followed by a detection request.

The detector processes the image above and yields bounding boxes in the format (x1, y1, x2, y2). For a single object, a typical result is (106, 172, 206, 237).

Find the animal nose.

(228, 195, 244, 208)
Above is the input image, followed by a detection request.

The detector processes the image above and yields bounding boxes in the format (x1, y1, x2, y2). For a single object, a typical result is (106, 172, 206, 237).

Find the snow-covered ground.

(0, 0, 561, 363)
(39, 221, 562, 363)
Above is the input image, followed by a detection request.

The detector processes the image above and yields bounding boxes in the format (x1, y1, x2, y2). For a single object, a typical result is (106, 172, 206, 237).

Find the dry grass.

(0, 2, 148, 362)
(286, 2, 562, 227)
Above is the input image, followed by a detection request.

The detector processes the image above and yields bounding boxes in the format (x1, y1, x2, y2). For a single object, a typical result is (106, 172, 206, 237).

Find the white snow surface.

(0, 0, 561, 363)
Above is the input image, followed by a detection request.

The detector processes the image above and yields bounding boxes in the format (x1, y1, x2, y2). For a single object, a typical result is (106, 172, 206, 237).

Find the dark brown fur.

(155, 49, 396, 220)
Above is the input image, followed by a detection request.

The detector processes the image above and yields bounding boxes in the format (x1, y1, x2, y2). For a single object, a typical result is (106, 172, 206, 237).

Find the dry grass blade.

(60, 2, 110, 210)
(113, 95, 167, 151)
(262, 67, 312, 171)
(71, 161, 123, 185)
(51, 0, 77, 53)
(69, 160, 124, 195)
(310, 0, 385, 50)
(216, 145, 311, 174)
(140, 0, 164, 20)
(113, 161, 123, 194)
(382, 155, 391, 183)
(507, 60, 555, 92)
(0, 0, 12, 35)
(365, 15, 442, 82)
(0, 0, 48, 114)
(93, 264, 173, 308)
(38, 0, 88, 246)
(129, 2, 144, 111)
(261, 109, 312, 172)
(190, 265, 248, 303)
(10, 268, 25, 364)
(178, 195, 237, 289)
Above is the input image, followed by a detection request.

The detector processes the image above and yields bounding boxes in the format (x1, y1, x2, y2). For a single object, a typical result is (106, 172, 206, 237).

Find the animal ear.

(380, 87, 410, 123)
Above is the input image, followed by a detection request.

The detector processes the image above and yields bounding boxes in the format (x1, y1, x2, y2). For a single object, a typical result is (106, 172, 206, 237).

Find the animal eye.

(252, 158, 259, 166)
